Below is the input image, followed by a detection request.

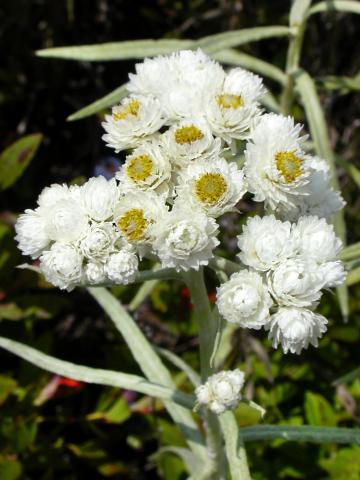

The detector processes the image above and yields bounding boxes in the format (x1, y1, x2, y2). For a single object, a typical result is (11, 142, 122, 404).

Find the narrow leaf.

(346, 266, 360, 286)
(156, 348, 200, 387)
(320, 75, 360, 93)
(241, 425, 360, 444)
(308, 0, 360, 16)
(67, 84, 128, 121)
(0, 134, 43, 190)
(333, 366, 360, 385)
(0, 336, 194, 409)
(290, 0, 313, 26)
(340, 242, 360, 262)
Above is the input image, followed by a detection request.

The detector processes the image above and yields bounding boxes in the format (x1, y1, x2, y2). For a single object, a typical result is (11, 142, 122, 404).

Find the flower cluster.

(217, 215, 346, 354)
(15, 49, 346, 358)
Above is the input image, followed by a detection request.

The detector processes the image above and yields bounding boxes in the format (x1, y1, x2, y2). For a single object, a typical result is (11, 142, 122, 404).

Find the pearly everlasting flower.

(204, 68, 265, 145)
(295, 216, 342, 263)
(15, 209, 50, 259)
(217, 270, 272, 329)
(102, 95, 166, 152)
(267, 307, 328, 354)
(150, 205, 219, 271)
(85, 262, 106, 285)
(40, 243, 83, 291)
(244, 114, 311, 210)
(37, 183, 77, 209)
(116, 141, 172, 197)
(318, 261, 347, 289)
(104, 249, 139, 285)
(175, 157, 247, 217)
(267, 258, 323, 308)
(81, 176, 119, 222)
(195, 369, 245, 414)
(162, 119, 221, 168)
(114, 191, 168, 245)
(79, 223, 118, 262)
(237, 215, 298, 271)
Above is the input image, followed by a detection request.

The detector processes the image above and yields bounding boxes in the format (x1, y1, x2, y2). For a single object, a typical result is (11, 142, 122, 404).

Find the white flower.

(237, 215, 298, 271)
(79, 223, 118, 261)
(161, 118, 221, 169)
(114, 191, 168, 245)
(295, 216, 342, 263)
(85, 262, 106, 285)
(267, 307, 328, 354)
(102, 95, 166, 152)
(217, 270, 272, 329)
(244, 114, 311, 210)
(40, 243, 83, 291)
(267, 258, 323, 308)
(81, 176, 119, 221)
(15, 208, 50, 259)
(150, 205, 219, 271)
(175, 157, 247, 217)
(128, 49, 225, 120)
(318, 261, 347, 288)
(195, 369, 245, 415)
(37, 183, 77, 208)
(104, 249, 139, 285)
(204, 67, 265, 145)
(116, 141, 172, 197)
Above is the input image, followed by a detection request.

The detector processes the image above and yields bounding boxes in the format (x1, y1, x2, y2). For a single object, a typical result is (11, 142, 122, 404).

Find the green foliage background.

(0, 0, 359, 478)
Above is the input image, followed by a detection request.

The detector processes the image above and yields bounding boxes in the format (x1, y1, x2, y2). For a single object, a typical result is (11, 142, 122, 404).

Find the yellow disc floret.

(117, 208, 148, 242)
(126, 154, 153, 183)
(217, 94, 244, 109)
(275, 151, 303, 183)
(194, 173, 227, 205)
(113, 99, 140, 121)
(174, 125, 204, 145)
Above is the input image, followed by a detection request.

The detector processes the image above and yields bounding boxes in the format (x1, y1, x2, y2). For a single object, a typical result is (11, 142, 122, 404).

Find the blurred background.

(0, 1, 359, 479)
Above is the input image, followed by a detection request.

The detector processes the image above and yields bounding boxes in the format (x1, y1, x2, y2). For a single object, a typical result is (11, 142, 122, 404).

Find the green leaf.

(87, 287, 207, 462)
(0, 375, 17, 405)
(341, 242, 360, 262)
(304, 392, 337, 426)
(320, 75, 360, 93)
(240, 425, 360, 443)
(320, 446, 360, 480)
(0, 457, 22, 480)
(346, 266, 360, 286)
(36, 27, 290, 61)
(210, 49, 287, 85)
(289, 0, 313, 26)
(0, 134, 42, 190)
(308, 0, 360, 16)
(156, 348, 200, 387)
(0, 336, 194, 409)
(336, 156, 360, 188)
(334, 366, 360, 385)
(68, 441, 107, 459)
(88, 396, 131, 424)
(67, 83, 128, 121)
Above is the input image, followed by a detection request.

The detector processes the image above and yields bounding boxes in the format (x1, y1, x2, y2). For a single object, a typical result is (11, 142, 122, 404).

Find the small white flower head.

(114, 191, 168, 245)
(204, 67, 265, 145)
(15, 209, 50, 259)
(244, 114, 311, 210)
(267, 258, 323, 308)
(195, 369, 245, 415)
(295, 215, 342, 263)
(81, 176, 119, 222)
(37, 183, 76, 209)
(162, 118, 221, 169)
(217, 270, 272, 329)
(150, 205, 219, 271)
(102, 95, 166, 153)
(175, 157, 247, 217)
(85, 262, 106, 285)
(267, 307, 328, 354)
(40, 243, 83, 291)
(104, 248, 139, 285)
(128, 49, 225, 120)
(79, 223, 118, 262)
(237, 215, 298, 272)
(40, 191, 89, 244)
(116, 141, 172, 197)
(318, 261, 347, 289)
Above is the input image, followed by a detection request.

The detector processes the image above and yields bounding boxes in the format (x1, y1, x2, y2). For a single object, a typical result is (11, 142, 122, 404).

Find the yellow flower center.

(174, 125, 204, 145)
(117, 208, 148, 242)
(217, 94, 244, 109)
(275, 151, 303, 183)
(126, 154, 153, 183)
(194, 173, 227, 205)
(113, 99, 140, 121)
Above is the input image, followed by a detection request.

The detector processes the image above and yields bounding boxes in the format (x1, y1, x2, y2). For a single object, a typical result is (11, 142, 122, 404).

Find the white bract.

(217, 270, 272, 329)
(40, 243, 83, 291)
(15, 209, 50, 259)
(85, 262, 106, 285)
(175, 157, 247, 217)
(81, 176, 119, 221)
(104, 249, 139, 285)
(267, 307, 328, 354)
(79, 223, 118, 261)
(195, 369, 245, 414)
(238, 215, 298, 271)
